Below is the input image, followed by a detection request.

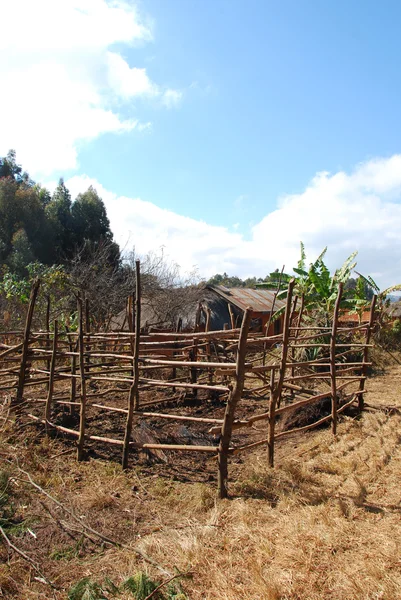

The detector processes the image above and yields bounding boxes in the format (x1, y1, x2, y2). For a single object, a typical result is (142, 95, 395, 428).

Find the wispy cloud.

(0, 0, 181, 175)
(62, 154, 401, 288)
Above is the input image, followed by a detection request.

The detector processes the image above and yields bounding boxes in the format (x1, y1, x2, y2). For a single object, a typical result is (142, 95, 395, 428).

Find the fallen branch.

(0, 525, 57, 589)
(15, 465, 172, 576)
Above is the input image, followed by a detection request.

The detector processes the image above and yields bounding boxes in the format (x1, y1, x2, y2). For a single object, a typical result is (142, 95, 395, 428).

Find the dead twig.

(15, 465, 172, 576)
(0, 525, 57, 589)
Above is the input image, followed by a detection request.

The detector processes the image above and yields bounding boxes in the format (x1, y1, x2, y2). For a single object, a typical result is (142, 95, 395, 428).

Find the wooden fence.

(0, 267, 376, 498)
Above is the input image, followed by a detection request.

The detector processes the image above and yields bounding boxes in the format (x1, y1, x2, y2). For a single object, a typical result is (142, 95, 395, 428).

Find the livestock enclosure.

(0, 265, 376, 498)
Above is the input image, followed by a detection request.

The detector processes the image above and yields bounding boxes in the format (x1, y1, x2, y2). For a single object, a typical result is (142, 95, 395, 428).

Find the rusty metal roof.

(206, 285, 286, 313)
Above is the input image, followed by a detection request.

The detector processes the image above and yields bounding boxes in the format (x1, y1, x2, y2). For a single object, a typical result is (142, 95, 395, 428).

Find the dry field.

(1, 363, 401, 599)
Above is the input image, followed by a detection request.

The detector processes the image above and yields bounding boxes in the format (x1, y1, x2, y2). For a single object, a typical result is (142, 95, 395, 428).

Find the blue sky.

(2, 0, 401, 285)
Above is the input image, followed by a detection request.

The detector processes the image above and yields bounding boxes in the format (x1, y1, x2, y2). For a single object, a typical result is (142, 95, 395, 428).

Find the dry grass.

(1, 365, 401, 599)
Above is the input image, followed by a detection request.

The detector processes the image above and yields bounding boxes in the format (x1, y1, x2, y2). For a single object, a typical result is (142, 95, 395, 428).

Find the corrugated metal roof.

(207, 285, 286, 313)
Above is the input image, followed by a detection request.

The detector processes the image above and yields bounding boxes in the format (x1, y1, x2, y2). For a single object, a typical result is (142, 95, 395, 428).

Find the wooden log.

(282, 382, 315, 395)
(15, 279, 40, 407)
(0, 378, 18, 386)
(284, 372, 366, 382)
(268, 279, 294, 466)
(291, 343, 373, 348)
(122, 259, 141, 469)
(139, 358, 239, 370)
(358, 295, 376, 411)
(91, 403, 224, 424)
(138, 378, 230, 392)
(27, 414, 125, 445)
(218, 307, 252, 499)
(330, 283, 343, 435)
(45, 320, 58, 434)
(0, 343, 23, 360)
(130, 443, 219, 452)
(77, 298, 87, 461)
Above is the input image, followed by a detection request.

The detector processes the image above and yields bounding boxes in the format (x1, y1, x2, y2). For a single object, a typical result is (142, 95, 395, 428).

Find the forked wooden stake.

(45, 320, 58, 434)
(77, 298, 87, 461)
(45, 295, 51, 391)
(330, 283, 343, 435)
(15, 279, 40, 407)
(358, 294, 377, 411)
(267, 278, 294, 467)
(218, 306, 252, 499)
(122, 259, 141, 469)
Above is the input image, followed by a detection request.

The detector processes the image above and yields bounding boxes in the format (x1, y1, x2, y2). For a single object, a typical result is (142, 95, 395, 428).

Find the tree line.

(0, 150, 118, 277)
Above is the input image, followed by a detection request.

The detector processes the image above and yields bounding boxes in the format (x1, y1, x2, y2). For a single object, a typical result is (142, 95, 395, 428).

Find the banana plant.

(258, 243, 358, 323)
(353, 271, 401, 323)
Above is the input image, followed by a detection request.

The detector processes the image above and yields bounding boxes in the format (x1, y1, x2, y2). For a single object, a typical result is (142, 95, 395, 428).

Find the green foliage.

(50, 536, 84, 561)
(0, 269, 31, 302)
(257, 243, 373, 323)
(0, 150, 120, 270)
(207, 271, 276, 288)
(67, 572, 190, 600)
(123, 572, 158, 598)
(68, 577, 108, 600)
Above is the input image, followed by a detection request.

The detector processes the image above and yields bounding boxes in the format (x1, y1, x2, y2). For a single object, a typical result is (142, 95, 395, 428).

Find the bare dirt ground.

(1, 364, 401, 599)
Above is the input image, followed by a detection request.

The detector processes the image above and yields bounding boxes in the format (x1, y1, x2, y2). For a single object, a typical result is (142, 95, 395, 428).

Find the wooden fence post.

(15, 279, 40, 407)
(85, 298, 90, 366)
(45, 295, 51, 391)
(267, 279, 294, 467)
(122, 260, 141, 469)
(218, 306, 252, 499)
(330, 283, 343, 435)
(267, 367, 276, 466)
(65, 325, 77, 416)
(77, 298, 87, 461)
(45, 320, 58, 434)
(358, 294, 377, 411)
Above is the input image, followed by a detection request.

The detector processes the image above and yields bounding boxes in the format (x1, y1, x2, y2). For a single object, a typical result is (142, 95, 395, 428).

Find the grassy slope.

(1, 365, 401, 599)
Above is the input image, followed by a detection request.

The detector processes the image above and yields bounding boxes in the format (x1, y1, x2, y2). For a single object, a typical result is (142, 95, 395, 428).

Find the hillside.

(1, 362, 401, 599)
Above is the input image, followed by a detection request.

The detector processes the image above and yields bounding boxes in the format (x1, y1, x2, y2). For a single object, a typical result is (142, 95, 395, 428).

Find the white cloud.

(162, 89, 183, 108)
(0, 0, 181, 175)
(63, 154, 401, 289)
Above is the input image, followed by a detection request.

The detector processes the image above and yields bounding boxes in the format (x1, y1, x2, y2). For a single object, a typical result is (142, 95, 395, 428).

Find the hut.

(201, 285, 286, 334)
(109, 285, 285, 334)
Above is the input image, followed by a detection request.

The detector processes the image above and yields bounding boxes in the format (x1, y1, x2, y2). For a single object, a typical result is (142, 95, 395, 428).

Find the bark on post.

(218, 307, 252, 499)
(45, 295, 51, 391)
(228, 304, 236, 330)
(267, 367, 276, 466)
(330, 283, 343, 435)
(85, 298, 90, 366)
(122, 260, 141, 469)
(267, 279, 294, 466)
(358, 294, 376, 411)
(45, 320, 58, 434)
(65, 325, 77, 416)
(133, 267, 141, 412)
(194, 302, 202, 333)
(15, 279, 40, 407)
(77, 298, 87, 461)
